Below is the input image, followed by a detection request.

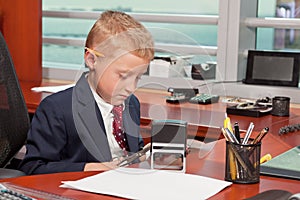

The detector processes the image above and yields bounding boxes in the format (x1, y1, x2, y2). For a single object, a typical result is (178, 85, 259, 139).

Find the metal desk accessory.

(150, 119, 187, 173)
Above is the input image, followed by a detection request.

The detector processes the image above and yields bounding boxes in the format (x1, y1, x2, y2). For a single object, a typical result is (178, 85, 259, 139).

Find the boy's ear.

(84, 52, 96, 70)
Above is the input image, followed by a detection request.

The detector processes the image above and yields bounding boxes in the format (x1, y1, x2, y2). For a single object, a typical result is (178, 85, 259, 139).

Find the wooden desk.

(20, 80, 300, 144)
(1, 134, 299, 199)
(4, 81, 299, 199)
(20, 81, 225, 142)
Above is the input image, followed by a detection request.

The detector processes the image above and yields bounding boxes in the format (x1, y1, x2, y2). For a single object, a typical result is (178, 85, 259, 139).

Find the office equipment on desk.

(242, 122, 254, 145)
(222, 96, 253, 105)
(31, 84, 75, 93)
(222, 115, 236, 145)
(149, 55, 191, 78)
(150, 119, 187, 172)
(226, 102, 272, 117)
(165, 92, 188, 103)
(189, 93, 220, 104)
(118, 143, 151, 167)
(245, 189, 294, 200)
(224, 113, 233, 132)
(243, 50, 300, 87)
(222, 115, 238, 181)
(223, 128, 240, 144)
(0, 183, 34, 200)
(260, 153, 272, 164)
(60, 168, 232, 200)
(251, 127, 269, 145)
(234, 122, 241, 143)
(222, 118, 263, 184)
(225, 139, 261, 184)
(260, 145, 300, 180)
(221, 118, 268, 146)
(165, 87, 198, 103)
(271, 96, 290, 116)
(191, 62, 216, 80)
(0, 183, 73, 200)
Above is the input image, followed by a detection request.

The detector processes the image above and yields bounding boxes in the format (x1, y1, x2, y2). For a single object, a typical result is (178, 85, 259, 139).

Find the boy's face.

(93, 53, 149, 105)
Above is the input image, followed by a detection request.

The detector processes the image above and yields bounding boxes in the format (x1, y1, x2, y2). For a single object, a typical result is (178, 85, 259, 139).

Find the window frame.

(42, 10, 219, 82)
(42, 0, 300, 103)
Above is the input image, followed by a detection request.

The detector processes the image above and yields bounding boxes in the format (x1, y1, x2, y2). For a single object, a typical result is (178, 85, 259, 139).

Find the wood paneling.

(0, 0, 42, 82)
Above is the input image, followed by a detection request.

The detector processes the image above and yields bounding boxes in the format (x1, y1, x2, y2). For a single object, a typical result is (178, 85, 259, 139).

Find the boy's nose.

(125, 80, 137, 93)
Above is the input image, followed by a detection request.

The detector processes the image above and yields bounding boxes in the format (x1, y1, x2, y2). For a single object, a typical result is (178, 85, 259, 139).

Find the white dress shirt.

(90, 87, 124, 159)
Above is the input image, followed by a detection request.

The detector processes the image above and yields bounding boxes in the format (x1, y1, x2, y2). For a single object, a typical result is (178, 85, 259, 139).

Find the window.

(42, 0, 300, 102)
(257, 0, 300, 50)
(42, 0, 218, 73)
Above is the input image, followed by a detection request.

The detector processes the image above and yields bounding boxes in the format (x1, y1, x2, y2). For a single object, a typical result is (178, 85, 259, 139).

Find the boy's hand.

(84, 160, 119, 171)
(139, 143, 151, 162)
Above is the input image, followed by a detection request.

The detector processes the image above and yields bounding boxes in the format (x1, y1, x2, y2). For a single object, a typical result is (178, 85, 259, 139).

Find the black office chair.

(0, 31, 30, 179)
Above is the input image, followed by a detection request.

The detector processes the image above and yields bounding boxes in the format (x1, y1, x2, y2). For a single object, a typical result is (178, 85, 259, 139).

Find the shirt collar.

(90, 88, 113, 118)
(90, 86, 125, 117)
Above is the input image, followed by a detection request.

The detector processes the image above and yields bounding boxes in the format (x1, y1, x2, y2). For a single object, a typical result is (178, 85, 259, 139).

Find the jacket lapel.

(72, 73, 112, 162)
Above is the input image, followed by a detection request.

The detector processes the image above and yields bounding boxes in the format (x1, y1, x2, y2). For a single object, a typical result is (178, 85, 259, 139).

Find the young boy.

(19, 10, 154, 174)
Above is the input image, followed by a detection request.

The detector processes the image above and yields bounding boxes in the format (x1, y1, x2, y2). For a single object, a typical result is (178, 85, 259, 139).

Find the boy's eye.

(119, 73, 128, 79)
(119, 72, 144, 80)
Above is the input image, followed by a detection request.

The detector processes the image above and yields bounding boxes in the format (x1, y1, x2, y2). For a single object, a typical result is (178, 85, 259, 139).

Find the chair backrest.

(0, 31, 30, 168)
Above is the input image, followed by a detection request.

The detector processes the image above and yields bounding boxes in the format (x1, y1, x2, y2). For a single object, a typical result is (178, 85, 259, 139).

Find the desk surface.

(15, 80, 300, 199)
(1, 136, 299, 199)
(20, 80, 300, 143)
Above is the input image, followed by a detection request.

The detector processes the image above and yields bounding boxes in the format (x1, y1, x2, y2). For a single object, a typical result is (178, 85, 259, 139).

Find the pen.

(118, 143, 151, 167)
(221, 127, 239, 143)
(242, 122, 254, 145)
(234, 122, 241, 143)
(221, 127, 230, 141)
(225, 128, 240, 144)
(251, 127, 269, 144)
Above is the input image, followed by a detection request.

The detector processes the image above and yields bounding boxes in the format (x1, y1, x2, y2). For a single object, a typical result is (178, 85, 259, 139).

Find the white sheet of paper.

(31, 84, 75, 93)
(60, 168, 231, 200)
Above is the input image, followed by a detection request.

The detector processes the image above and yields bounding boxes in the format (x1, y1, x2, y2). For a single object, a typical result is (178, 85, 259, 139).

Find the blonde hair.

(85, 10, 154, 61)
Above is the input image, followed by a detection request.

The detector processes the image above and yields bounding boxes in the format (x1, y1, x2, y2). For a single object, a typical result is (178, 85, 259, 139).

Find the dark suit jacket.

(19, 72, 144, 175)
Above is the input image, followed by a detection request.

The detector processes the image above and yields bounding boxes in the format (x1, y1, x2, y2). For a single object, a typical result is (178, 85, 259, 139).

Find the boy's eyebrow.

(119, 70, 134, 76)
(119, 67, 147, 76)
